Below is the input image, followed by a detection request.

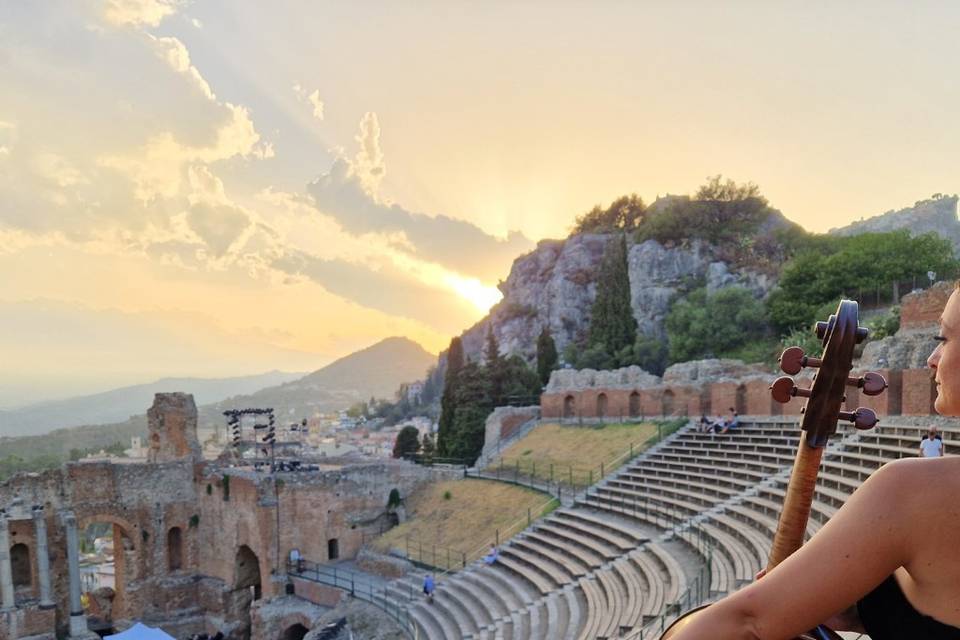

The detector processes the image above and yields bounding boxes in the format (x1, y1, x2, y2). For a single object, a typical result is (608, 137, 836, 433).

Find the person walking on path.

(422, 574, 435, 603)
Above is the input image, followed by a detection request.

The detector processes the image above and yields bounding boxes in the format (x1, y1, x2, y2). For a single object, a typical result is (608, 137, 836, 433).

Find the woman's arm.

(666, 459, 916, 640)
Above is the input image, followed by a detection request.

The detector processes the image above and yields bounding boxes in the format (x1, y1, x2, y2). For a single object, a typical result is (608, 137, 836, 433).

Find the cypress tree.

(588, 234, 637, 359)
(536, 327, 558, 386)
(436, 337, 464, 456)
(484, 325, 504, 406)
(445, 361, 493, 464)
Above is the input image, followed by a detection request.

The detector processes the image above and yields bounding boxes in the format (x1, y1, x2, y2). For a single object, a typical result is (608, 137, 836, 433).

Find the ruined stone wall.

(0, 393, 435, 640)
(901, 281, 953, 329)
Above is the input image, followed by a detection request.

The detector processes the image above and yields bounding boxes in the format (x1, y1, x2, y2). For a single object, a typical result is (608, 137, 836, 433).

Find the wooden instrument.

(661, 300, 887, 639)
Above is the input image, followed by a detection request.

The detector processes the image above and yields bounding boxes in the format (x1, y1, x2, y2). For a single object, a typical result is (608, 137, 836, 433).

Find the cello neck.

(766, 434, 824, 571)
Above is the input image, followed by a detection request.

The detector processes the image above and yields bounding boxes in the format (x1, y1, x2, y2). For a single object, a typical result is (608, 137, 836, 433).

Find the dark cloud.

(307, 159, 532, 282)
(186, 202, 251, 256)
(272, 250, 476, 333)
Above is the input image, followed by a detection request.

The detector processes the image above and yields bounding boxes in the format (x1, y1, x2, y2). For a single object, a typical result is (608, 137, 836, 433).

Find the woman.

(667, 288, 960, 639)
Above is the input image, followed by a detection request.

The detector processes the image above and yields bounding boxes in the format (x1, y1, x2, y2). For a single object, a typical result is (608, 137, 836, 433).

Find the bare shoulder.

(869, 457, 960, 518)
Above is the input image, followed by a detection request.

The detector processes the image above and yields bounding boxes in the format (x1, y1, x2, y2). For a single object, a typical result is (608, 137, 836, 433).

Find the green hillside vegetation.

(372, 478, 556, 570)
(565, 178, 959, 371)
(436, 332, 542, 465)
(492, 421, 660, 486)
(0, 420, 135, 481)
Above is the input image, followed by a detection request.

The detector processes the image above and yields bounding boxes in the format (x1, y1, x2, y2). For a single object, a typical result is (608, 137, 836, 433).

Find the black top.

(857, 574, 960, 639)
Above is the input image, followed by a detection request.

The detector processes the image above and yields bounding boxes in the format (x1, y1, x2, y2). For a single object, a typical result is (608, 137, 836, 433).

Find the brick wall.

(901, 281, 953, 329)
(902, 368, 937, 415)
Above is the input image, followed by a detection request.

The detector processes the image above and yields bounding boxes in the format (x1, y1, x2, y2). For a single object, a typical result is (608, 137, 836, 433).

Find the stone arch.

(167, 527, 183, 572)
(280, 624, 309, 640)
(78, 514, 137, 622)
(736, 384, 747, 415)
(596, 393, 608, 419)
(11, 543, 30, 587)
(563, 395, 576, 419)
(628, 391, 641, 418)
(235, 545, 262, 600)
(77, 514, 138, 550)
(662, 389, 675, 416)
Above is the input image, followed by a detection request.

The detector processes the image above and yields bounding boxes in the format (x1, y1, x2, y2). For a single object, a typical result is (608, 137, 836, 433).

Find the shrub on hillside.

(392, 425, 421, 459)
(768, 231, 957, 333)
(636, 176, 773, 247)
(571, 194, 647, 235)
(665, 287, 769, 363)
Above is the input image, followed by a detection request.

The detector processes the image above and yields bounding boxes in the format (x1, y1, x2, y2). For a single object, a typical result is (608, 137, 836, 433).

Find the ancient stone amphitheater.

(383, 416, 953, 640)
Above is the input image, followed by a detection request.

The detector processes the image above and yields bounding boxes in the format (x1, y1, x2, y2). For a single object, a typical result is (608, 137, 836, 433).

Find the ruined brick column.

(0, 510, 14, 609)
(147, 392, 202, 463)
(33, 507, 54, 609)
(62, 511, 88, 636)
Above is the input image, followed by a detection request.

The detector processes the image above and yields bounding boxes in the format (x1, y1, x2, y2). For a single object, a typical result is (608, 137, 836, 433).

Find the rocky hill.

(457, 234, 775, 363)
(829, 195, 960, 250)
(193, 336, 436, 429)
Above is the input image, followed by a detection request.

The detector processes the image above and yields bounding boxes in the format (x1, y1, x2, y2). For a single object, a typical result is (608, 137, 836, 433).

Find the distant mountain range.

(0, 337, 435, 450)
(192, 336, 436, 432)
(0, 370, 305, 438)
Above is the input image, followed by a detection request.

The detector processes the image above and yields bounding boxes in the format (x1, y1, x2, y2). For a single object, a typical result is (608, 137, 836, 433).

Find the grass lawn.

(490, 421, 661, 485)
(371, 477, 556, 570)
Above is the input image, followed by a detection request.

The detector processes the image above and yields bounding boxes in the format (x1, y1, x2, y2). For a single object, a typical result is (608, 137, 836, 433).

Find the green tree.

(444, 362, 493, 463)
(571, 194, 647, 235)
(499, 355, 543, 403)
(767, 231, 957, 332)
(666, 287, 769, 362)
(536, 326, 559, 386)
(484, 325, 505, 405)
(588, 234, 637, 359)
(636, 176, 774, 247)
(627, 335, 670, 375)
(436, 337, 465, 456)
(578, 343, 616, 370)
(392, 426, 421, 458)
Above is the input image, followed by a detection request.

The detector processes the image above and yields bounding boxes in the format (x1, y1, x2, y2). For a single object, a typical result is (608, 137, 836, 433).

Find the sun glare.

(444, 274, 502, 313)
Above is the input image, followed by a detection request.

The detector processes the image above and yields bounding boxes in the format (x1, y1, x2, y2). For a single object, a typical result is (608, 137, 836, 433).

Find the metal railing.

(397, 492, 560, 574)
(623, 556, 713, 639)
(286, 559, 418, 637)
(480, 418, 688, 497)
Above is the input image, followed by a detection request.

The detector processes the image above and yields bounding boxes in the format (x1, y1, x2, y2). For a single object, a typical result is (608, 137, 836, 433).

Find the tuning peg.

(846, 371, 887, 396)
(770, 376, 812, 404)
(814, 316, 833, 340)
(779, 346, 822, 376)
(838, 407, 878, 430)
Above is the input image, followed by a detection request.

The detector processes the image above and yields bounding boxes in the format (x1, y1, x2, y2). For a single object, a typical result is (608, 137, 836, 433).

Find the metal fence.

(397, 492, 560, 573)
(286, 559, 417, 637)
(481, 418, 688, 497)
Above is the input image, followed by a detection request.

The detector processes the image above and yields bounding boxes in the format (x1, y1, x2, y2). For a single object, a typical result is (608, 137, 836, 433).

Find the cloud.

(353, 112, 385, 192)
(147, 34, 214, 100)
(307, 158, 531, 281)
(102, 0, 184, 28)
(99, 103, 268, 202)
(272, 250, 476, 332)
(293, 84, 325, 121)
(0, 121, 15, 156)
(185, 202, 251, 257)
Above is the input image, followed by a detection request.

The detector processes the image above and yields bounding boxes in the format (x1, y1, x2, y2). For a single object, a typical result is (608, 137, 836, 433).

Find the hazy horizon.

(3, 1, 959, 402)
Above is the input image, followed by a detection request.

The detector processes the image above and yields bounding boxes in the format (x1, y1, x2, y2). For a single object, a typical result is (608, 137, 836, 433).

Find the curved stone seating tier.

(397, 417, 939, 640)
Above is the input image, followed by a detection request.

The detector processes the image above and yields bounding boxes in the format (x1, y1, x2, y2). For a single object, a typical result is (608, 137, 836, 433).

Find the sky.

(2, 1, 959, 406)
